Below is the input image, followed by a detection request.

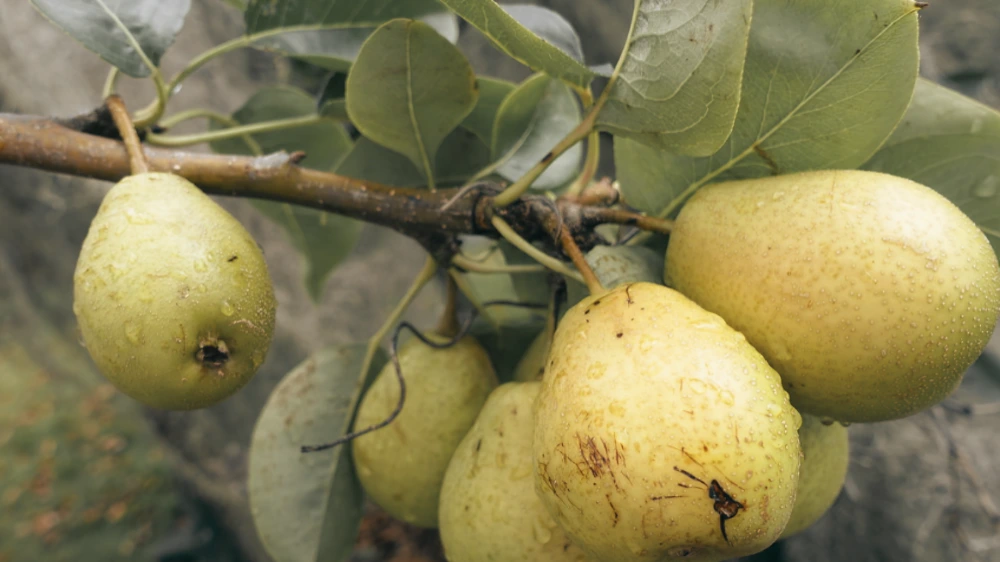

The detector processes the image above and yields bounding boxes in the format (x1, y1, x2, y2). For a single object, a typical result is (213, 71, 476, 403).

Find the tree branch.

(0, 113, 666, 256)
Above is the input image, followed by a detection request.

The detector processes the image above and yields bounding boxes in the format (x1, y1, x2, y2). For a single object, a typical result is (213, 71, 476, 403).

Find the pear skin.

(352, 334, 498, 528)
(534, 283, 802, 562)
(781, 415, 849, 538)
(73, 173, 276, 410)
(513, 328, 552, 383)
(666, 170, 1000, 422)
(439, 382, 593, 561)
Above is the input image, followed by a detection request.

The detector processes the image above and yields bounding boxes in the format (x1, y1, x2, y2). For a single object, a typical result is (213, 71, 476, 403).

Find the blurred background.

(1, 1, 998, 561)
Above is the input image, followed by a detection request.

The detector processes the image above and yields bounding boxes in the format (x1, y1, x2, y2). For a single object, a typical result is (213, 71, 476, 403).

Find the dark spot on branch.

(616, 332, 623, 338)
(227, 255, 238, 262)
(541, 151, 555, 164)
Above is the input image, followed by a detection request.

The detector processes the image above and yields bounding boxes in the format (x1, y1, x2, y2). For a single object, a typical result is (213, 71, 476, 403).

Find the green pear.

(513, 327, 552, 383)
(665, 170, 1000, 422)
(781, 414, 849, 538)
(352, 333, 498, 528)
(534, 282, 802, 562)
(439, 382, 593, 562)
(73, 173, 277, 410)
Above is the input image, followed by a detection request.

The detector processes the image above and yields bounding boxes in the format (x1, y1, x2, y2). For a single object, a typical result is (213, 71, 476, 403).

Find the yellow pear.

(513, 327, 552, 383)
(439, 382, 593, 562)
(73, 173, 276, 410)
(352, 333, 498, 528)
(781, 414, 849, 538)
(665, 170, 1000, 422)
(534, 282, 802, 562)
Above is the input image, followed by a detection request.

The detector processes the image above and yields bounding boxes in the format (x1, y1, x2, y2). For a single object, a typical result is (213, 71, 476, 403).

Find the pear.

(665, 170, 1000, 422)
(781, 414, 849, 538)
(533, 282, 802, 562)
(352, 333, 498, 528)
(513, 327, 552, 383)
(439, 382, 593, 562)
(73, 172, 277, 410)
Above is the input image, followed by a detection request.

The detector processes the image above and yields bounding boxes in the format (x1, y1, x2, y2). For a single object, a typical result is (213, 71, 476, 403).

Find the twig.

(105, 96, 148, 174)
(559, 226, 604, 295)
(580, 207, 674, 235)
(0, 113, 674, 256)
(490, 215, 585, 284)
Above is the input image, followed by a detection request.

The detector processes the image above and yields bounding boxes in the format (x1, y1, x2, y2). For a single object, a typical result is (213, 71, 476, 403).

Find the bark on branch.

(0, 113, 670, 259)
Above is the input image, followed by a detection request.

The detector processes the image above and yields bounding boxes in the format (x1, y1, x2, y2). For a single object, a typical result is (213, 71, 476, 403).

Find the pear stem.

(436, 273, 460, 338)
(559, 227, 604, 295)
(105, 95, 149, 175)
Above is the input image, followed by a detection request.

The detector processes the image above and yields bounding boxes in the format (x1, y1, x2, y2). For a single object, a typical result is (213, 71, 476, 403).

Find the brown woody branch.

(0, 113, 671, 259)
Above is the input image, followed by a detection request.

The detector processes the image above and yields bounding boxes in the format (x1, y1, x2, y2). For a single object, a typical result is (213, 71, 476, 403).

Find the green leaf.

(209, 86, 363, 300)
(565, 245, 665, 307)
(211, 86, 351, 169)
(250, 26, 377, 73)
(470, 319, 545, 384)
(31, 0, 190, 78)
(492, 74, 583, 191)
(497, 241, 550, 305)
(596, 0, 753, 156)
(456, 237, 548, 382)
(245, 0, 445, 31)
(439, 0, 595, 89)
(615, 0, 920, 218)
(457, 237, 544, 325)
(248, 345, 388, 562)
(862, 78, 1000, 247)
(317, 73, 349, 120)
(499, 5, 586, 63)
(246, 12, 459, 73)
(461, 77, 517, 145)
(346, 19, 478, 189)
(336, 128, 492, 187)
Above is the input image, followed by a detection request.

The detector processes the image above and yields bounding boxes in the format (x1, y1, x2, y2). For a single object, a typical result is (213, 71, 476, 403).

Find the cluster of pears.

(351, 169, 999, 562)
(73, 171, 277, 410)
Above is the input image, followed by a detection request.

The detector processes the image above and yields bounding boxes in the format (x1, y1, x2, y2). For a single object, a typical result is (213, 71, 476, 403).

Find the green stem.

(159, 109, 238, 128)
(92, 0, 169, 128)
(358, 255, 438, 394)
(102, 68, 121, 99)
(145, 115, 325, 147)
(490, 215, 584, 284)
(451, 254, 547, 275)
(565, 129, 601, 197)
(491, 114, 596, 208)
